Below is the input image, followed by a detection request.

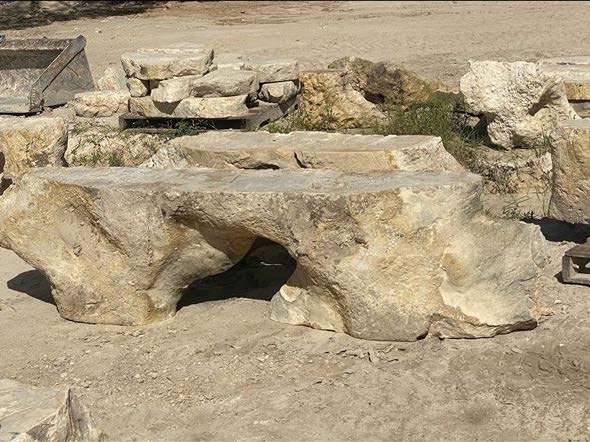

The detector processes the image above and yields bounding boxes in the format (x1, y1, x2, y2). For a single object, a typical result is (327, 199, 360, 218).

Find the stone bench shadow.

(7, 269, 55, 305)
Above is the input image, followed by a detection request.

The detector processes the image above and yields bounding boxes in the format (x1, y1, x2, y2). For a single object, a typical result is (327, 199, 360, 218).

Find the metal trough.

(0, 35, 94, 114)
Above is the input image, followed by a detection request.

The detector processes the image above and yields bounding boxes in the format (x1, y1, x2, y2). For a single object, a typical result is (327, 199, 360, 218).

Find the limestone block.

(211, 53, 250, 70)
(0, 167, 546, 341)
(121, 48, 214, 80)
(299, 70, 385, 129)
(259, 81, 298, 103)
(130, 96, 248, 118)
(0, 378, 102, 441)
(73, 91, 129, 117)
(328, 56, 374, 95)
(250, 59, 299, 83)
(0, 117, 67, 181)
(460, 61, 579, 149)
(151, 69, 258, 103)
(97, 66, 127, 91)
(129, 96, 178, 118)
(142, 131, 463, 172)
(127, 78, 150, 98)
(538, 57, 590, 101)
(548, 119, 590, 223)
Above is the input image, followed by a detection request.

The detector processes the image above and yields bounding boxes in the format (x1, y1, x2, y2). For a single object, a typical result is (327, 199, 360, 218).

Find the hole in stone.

(177, 238, 296, 310)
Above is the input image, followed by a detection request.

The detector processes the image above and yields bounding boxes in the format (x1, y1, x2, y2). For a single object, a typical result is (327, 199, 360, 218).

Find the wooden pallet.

(119, 97, 298, 132)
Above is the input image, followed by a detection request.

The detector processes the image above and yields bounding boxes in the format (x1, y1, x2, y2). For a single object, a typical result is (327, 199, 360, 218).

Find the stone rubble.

(538, 56, 590, 117)
(73, 90, 130, 118)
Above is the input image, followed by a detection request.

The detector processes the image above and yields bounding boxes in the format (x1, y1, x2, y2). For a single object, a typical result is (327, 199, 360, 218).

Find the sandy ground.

(1, 2, 590, 441)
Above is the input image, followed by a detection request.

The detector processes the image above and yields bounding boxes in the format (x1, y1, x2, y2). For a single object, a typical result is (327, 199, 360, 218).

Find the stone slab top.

(538, 56, 590, 66)
(0, 116, 62, 130)
(169, 131, 441, 152)
(560, 119, 590, 129)
(29, 167, 480, 195)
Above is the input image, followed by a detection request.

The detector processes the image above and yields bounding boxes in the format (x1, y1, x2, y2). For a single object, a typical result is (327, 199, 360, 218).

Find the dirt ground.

(1, 2, 590, 441)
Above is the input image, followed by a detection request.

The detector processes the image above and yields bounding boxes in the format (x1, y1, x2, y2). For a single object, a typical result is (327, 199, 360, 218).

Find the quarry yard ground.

(1, 1, 590, 440)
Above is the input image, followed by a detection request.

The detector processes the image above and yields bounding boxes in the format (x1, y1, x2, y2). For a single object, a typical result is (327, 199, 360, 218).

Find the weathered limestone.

(250, 59, 299, 83)
(0, 379, 102, 442)
(0, 167, 546, 341)
(152, 69, 259, 103)
(130, 95, 248, 119)
(259, 81, 298, 103)
(127, 78, 150, 98)
(538, 57, 590, 101)
(328, 56, 374, 95)
(211, 53, 250, 71)
(65, 126, 163, 167)
(0, 117, 67, 181)
(97, 66, 127, 91)
(299, 70, 385, 128)
(142, 131, 463, 172)
(121, 48, 214, 80)
(460, 61, 579, 149)
(549, 119, 590, 223)
(73, 91, 129, 117)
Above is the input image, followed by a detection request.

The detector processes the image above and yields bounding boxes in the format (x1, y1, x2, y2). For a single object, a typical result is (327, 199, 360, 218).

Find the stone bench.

(0, 167, 546, 341)
(142, 130, 464, 172)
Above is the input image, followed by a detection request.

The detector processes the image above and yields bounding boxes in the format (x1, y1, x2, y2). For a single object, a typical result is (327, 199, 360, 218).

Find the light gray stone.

(0, 167, 546, 341)
(130, 96, 248, 118)
(211, 53, 250, 70)
(121, 48, 214, 80)
(143, 131, 463, 172)
(549, 119, 590, 223)
(259, 81, 298, 103)
(97, 66, 126, 91)
(127, 78, 150, 98)
(0, 378, 102, 442)
(73, 91, 129, 118)
(250, 59, 299, 83)
(460, 61, 579, 149)
(0, 117, 67, 181)
(152, 70, 258, 103)
(538, 57, 590, 101)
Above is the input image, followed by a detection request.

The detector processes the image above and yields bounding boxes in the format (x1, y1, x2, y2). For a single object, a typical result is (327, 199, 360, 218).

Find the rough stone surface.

(299, 70, 384, 128)
(460, 61, 579, 149)
(152, 69, 258, 103)
(65, 126, 164, 167)
(210, 53, 252, 71)
(549, 119, 590, 223)
(0, 117, 67, 181)
(538, 57, 590, 101)
(130, 96, 248, 118)
(142, 131, 463, 172)
(328, 56, 374, 95)
(97, 66, 127, 91)
(250, 59, 299, 83)
(0, 167, 545, 341)
(127, 78, 150, 98)
(259, 81, 298, 103)
(121, 48, 214, 80)
(73, 91, 129, 118)
(364, 61, 442, 106)
(0, 378, 102, 442)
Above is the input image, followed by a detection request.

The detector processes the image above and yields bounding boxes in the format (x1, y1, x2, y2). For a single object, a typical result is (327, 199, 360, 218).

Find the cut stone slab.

(73, 91, 129, 118)
(210, 53, 251, 71)
(152, 69, 258, 103)
(121, 48, 214, 80)
(0, 167, 546, 341)
(259, 81, 298, 103)
(0, 117, 67, 181)
(127, 78, 150, 98)
(97, 66, 127, 91)
(299, 70, 385, 129)
(142, 131, 463, 172)
(249, 59, 299, 83)
(460, 61, 579, 149)
(538, 57, 590, 101)
(130, 96, 248, 119)
(549, 119, 590, 223)
(0, 378, 102, 442)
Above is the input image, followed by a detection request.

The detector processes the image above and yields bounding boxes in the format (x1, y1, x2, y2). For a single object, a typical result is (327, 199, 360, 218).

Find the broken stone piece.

(130, 96, 248, 119)
(143, 130, 463, 172)
(299, 70, 384, 129)
(538, 57, 590, 101)
(127, 78, 150, 98)
(73, 91, 129, 117)
(549, 119, 590, 223)
(121, 47, 214, 80)
(211, 53, 250, 71)
(259, 81, 298, 103)
(0, 378, 102, 441)
(250, 59, 299, 83)
(460, 61, 579, 149)
(97, 66, 127, 91)
(0, 117, 67, 181)
(0, 167, 545, 341)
